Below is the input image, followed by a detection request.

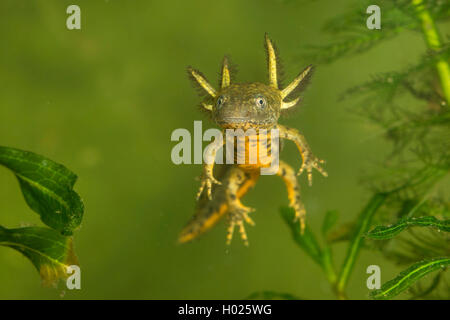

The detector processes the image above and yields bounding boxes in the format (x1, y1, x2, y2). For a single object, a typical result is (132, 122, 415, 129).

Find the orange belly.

(232, 130, 273, 171)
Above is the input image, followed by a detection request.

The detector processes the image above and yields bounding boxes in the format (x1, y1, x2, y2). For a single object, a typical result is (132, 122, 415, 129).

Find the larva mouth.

(216, 118, 274, 129)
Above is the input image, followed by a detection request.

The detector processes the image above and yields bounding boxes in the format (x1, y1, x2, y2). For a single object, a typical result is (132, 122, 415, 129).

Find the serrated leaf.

(0, 146, 84, 235)
(370, 258, 450, 300)
(366, 216, 450, 240)
(0, 226, 78, 286)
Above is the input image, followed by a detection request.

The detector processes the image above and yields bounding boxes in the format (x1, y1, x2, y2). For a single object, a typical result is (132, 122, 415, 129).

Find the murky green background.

(0, 0, 431, 299)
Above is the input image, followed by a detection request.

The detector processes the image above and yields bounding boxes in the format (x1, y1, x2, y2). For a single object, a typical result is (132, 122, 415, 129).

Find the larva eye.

(216, 96, 224, 109)
(255, 96, 267, 108)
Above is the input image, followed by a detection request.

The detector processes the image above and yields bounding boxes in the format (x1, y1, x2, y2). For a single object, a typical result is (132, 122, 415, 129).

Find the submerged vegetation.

(0, 0, 447, 300)
(254, 0, 450, 299)
(0, 146, 84, 286)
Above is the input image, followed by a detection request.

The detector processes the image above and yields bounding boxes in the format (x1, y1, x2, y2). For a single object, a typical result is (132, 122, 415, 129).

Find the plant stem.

(281, 207, 339, 295)
(321, 244, 338, 290)
(336, 193, 388, 297)
(412, 0, 450, 105)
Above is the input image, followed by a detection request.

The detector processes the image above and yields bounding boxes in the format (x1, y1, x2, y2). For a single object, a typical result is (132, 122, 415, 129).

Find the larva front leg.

(277, 124, 328, 186)
(196, 133, 225, 200)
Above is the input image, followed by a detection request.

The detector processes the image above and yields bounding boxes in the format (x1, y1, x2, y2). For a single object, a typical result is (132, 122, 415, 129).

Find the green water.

(0, 0, 430, 299)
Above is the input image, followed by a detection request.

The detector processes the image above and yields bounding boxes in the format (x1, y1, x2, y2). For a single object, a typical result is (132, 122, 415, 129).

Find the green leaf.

(337, 193, 388, 294)
(320, 211, 339, 285)
(366, 216, 450, 240)
(370, 257, 450, 300)
(0, 146, 84, 235)
(280, 207, 322, 265)
(246, 291, 301, 300)
(281, 207, 338, 286)
(321, 210, 339, 237)
(0, 225, 78, 286)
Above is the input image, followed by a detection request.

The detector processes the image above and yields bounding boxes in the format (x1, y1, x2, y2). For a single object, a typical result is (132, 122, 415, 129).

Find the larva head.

(212, 82, 281, 129)
(187, 34, 313, 129)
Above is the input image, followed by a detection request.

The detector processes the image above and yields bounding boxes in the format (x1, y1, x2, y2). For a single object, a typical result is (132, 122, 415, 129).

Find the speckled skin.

(179, 35, 327, 245)
(213, 83, 281, 129)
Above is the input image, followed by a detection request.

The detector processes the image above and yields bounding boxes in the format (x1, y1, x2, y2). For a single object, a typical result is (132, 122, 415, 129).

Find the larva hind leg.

(224, 168, 260, 246)
(277, 160, 306, 234)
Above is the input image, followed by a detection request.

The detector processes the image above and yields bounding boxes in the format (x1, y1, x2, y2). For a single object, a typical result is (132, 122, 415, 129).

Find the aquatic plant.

(252, 0, 449, 300)
(0, 146, 84, 286)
